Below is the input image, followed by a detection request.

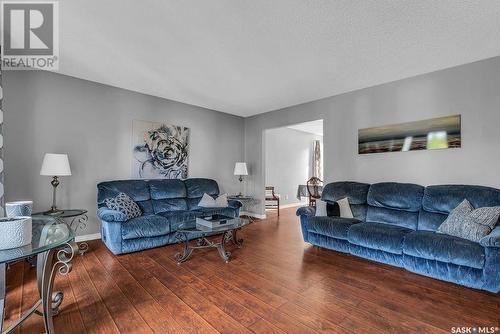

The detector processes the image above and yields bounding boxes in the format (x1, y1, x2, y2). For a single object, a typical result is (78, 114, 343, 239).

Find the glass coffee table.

(174, 217, 250, 264)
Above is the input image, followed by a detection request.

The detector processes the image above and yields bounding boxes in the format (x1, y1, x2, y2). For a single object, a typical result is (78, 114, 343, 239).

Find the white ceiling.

(287, 120, 323, 136)
(58, 1, 500, 117)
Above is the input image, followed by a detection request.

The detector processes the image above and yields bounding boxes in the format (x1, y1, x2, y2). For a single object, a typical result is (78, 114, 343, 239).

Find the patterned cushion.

(437, 199, 500, 242)
(104, 192, 142, 220)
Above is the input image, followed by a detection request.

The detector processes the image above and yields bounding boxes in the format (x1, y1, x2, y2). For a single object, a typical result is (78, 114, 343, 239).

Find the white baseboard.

(76, 233, 101, 242)
(240, 211, 267, 219)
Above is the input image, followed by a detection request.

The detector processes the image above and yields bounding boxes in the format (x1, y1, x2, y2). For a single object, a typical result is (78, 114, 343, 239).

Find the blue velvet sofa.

(297, 182, 500, 293)
(97, 178, 242, 255)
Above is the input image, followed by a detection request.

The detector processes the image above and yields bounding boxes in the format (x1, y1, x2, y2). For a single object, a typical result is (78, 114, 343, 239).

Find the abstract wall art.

(132, 120, 190, 179)
(358, 115, 461, 154)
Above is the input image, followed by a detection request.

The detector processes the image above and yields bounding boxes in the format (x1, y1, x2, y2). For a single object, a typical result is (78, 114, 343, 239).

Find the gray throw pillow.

(437, 199, 500, 242)
(315, 200, 328, 216)
(104, 192, 142, 220)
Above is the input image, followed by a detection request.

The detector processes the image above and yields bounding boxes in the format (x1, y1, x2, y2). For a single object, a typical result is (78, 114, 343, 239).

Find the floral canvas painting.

(132, 120, 190, 179)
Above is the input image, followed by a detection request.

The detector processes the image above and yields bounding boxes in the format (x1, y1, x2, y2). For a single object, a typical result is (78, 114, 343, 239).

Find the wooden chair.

(265, 186, 280, 216)
(307, 177, 323, 207)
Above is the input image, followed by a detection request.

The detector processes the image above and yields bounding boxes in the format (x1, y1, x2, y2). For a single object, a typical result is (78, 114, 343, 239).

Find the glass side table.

(0, 215, 77, 334)
(32, 209, 89, 255)
(228, 196, 260, 222)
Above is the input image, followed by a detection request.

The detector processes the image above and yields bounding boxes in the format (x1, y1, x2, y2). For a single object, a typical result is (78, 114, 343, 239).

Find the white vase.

(0, 217, 32, 250)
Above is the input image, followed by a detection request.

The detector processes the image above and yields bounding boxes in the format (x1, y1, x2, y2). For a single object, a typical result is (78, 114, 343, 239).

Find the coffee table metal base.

(175, 229, 243, 264)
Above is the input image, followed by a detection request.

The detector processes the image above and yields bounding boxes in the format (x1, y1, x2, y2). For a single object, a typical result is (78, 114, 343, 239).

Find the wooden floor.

(3, 208, 499, 333)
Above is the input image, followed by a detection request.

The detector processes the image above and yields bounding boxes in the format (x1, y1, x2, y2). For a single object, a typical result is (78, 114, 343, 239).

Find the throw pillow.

(337, 197, 354, 218)
(104, 192, 142, 220)
(315, 200, 327, 216)
(198, 193, 228, 208)
(215, 193, 228, 207)
(437, 199, 500, 242)
(327, 202, 341, 217)
(315, 201, 340, 217)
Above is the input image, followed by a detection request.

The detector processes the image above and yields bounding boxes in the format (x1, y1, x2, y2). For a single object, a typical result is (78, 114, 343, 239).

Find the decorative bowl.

(0, 217, 32, 250)
(6, 201, 33, 217)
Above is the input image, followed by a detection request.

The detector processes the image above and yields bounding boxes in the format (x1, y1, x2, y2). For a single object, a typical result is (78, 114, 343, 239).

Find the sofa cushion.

(347, 222, 413, 254)
(419, 184, 500, 231)
(366, 182, 424, 229)
(149, 179, 187, 199)
(403, 231, 485, 269)
(368, 182, 424, 212)
(185, 178, 219, 198)
(367, 206, 420, 230)
(152, 198, 188, 213)
(98, 180, 150, 203)
(158, 210, 200, 231)
(122, 215, 170, 240)
(308, 216, 362, 240)
(321, 182, 370, 221)
(322, 182, 370, 204)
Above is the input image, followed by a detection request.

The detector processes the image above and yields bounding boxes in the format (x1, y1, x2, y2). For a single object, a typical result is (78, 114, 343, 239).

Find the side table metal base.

(0, 242, 78, 334)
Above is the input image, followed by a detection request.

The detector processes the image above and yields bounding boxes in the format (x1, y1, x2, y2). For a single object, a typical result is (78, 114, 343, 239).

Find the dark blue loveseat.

(97, 178, 242, 255)
(297, 182, 500, 293)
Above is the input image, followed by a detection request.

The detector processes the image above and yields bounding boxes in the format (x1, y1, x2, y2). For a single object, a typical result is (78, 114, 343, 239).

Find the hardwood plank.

(68, 256, 120, 334)
(4, 262, 24, 334)
(198, 273, 320, 334)
(147, 250, 262, 327)
(19, 262, 44, 334)
(92, 244, 192, 334)
(52, 272, 87, 334)
(80, 253, 152, 333)
(117, 254, 218, 334)
(248, 318, 287, 334)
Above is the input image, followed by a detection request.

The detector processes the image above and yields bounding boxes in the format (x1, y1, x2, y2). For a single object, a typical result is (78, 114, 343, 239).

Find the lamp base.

(43, 208, 64, 216)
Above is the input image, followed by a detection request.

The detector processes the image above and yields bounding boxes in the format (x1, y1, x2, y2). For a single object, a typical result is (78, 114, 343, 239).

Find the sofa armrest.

(480, 226, 500, 248)
(97, 207, 127, 222)
(296, 206, 315, 217)
(227, 199, 243, 210)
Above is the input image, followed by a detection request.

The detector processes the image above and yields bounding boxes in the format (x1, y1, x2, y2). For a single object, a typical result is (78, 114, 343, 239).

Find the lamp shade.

(233, 162, 248, 176)
(40, 153, 72, 176)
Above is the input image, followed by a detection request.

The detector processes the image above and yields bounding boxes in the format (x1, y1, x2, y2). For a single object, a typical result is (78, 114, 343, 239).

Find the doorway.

(264, 119, 324, 216)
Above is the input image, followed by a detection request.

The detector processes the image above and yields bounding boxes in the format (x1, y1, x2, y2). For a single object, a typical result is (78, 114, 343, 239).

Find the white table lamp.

(40, 153, 72, 215)
(234, 162, 248, 196)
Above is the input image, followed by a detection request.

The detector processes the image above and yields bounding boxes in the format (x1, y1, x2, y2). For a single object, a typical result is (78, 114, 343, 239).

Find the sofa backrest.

(185, 178, 220, 210)
(149, 179, 188, 213)
(366, 182, 424, 230)
(97, 178, 220, 214)
(322, 181, 370, 221)
(320, 181, 500, 231)
(97, 180, 154, 214)
(419, 184, 500, 231)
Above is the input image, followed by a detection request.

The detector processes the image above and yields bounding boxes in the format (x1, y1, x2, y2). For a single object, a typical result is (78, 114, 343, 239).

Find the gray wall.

(3, 71, 244, 236)
(265, 127, 322, 206)
(245, 56, 500, 215)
